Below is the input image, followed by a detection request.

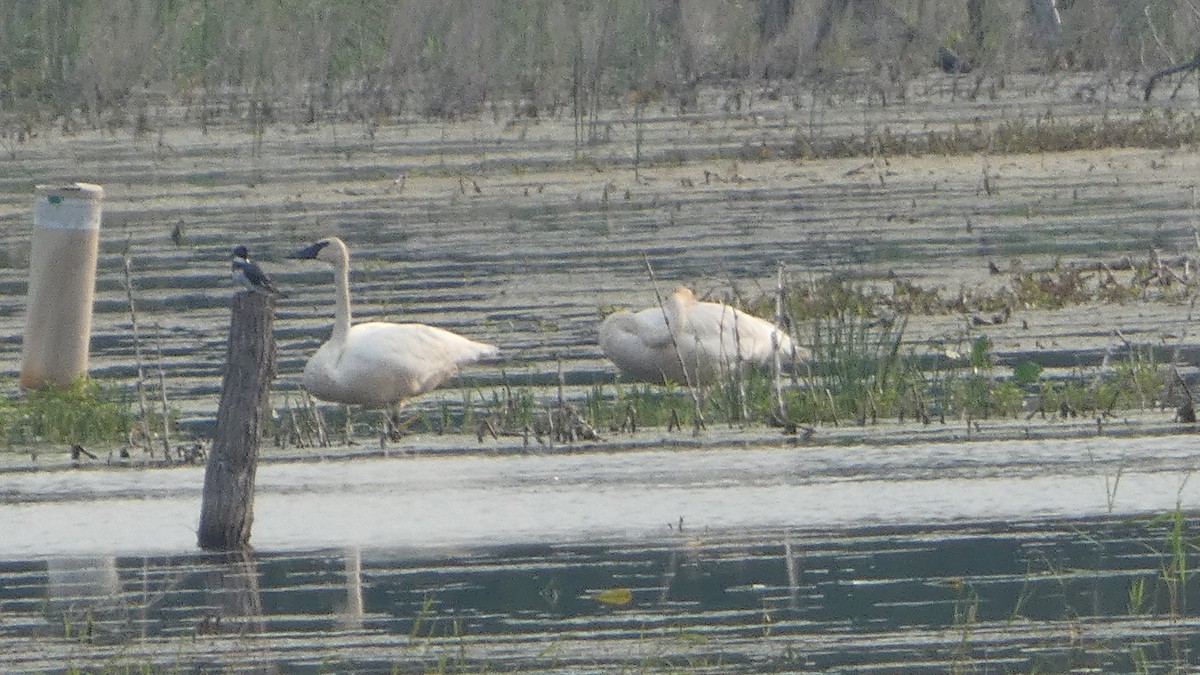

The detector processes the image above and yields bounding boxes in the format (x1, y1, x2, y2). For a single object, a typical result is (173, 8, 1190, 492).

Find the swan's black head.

(286, 240, 330, 260)
(232, 245, 249, 260)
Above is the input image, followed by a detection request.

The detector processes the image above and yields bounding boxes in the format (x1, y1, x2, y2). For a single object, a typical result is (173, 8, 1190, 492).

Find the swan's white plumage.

(288, 237, 496, 415)
(598, 286, 805, 385)
(302, 321, 495, 408)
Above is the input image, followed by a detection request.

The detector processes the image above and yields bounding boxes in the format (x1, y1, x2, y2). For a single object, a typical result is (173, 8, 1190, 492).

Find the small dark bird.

(937, 46, 972, 74)
(231, 245, 286, 298)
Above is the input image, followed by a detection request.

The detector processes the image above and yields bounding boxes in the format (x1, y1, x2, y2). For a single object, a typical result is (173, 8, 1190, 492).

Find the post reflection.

(199, 549, 264, 636)
(337, 546, 365, 630)
(784, 538, 802, 610)
(46, 555, 124, 640)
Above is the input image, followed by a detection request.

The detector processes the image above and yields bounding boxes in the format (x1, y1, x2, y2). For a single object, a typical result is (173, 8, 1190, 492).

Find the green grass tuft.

(0, 377, 136, 446)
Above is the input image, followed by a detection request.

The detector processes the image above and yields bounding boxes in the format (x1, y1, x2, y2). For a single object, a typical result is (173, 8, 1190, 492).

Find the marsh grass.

(0, 377, 137, 447)
(273, 391, 330, 448)
(928, 337, 1025, 421)
(1147, 504, 1196, 618)
(1028, 347, 1166, 419)
(483, 378, 538, 432)
(1009, 258, 1196, 310)
(585, 382, 694, 432)
(786, 256, 1198, 325)
(465, 330, 1170, 439)
(580, 370, 797, 434)
(788, 310, 923, 425)
(780, 275, 880, 323)
(403, 595, 482, 675)
(949, 578, 981, 675)
(790, 109, 1200, 162)
(4, 0, 1200, 144)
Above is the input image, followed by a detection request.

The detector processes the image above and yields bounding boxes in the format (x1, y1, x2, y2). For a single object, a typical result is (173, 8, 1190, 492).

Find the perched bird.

(598, 286, 805, 386)
(286, 236, 497, 437)
(232, 245, 287, 298)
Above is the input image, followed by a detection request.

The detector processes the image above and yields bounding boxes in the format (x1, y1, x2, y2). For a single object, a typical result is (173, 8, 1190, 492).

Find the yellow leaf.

(593, 587, 633, 606)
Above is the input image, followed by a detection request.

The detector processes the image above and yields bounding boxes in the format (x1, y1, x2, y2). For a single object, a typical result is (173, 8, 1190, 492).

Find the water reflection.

(338, 546, 365, 631)
(45, 556, 123, 642)
(198, 549, 265, 637)
(1, 517, 1197, 672)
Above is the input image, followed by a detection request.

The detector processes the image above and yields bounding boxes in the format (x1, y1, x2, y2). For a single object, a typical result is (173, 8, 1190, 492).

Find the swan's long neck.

(331, 254, 352, 343)
(665, 290, 691, 336)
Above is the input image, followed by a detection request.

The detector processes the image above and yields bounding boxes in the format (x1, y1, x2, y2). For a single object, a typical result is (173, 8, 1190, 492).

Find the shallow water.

(2, 516, 1198, 673)
(5, 433, 1199, 671)
(3, 434, 1200, 558)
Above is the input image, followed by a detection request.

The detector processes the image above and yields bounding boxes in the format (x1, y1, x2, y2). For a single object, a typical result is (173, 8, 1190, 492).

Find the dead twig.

(123, 243, 166, 463)
(644, 255, 706, 435)
(1144, 47, 1200, 101)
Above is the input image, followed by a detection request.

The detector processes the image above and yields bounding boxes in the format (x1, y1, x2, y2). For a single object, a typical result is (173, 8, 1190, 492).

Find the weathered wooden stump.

(198, 291, 276, 551)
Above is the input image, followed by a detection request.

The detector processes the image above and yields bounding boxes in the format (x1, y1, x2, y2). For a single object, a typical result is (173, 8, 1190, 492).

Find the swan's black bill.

(287, 241, 329, 260)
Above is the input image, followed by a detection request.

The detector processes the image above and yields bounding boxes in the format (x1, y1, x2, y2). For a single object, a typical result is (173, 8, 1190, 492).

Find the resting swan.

(598, 286, 805, 386)
(286, 237, 497, 431)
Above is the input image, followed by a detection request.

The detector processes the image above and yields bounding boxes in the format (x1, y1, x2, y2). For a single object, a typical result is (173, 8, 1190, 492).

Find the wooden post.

(198, 291, 276, 551)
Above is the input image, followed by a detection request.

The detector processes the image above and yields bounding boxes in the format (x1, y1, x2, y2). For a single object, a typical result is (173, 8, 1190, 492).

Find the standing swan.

(287, 237, 497, 435)
(598, 286, 805, 386)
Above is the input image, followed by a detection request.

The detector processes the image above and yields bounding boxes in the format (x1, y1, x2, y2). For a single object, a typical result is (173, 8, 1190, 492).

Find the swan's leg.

(667, 408, 681, 432)
(621, 402, 637, 432)
(389, 408, 406, 439)
(377, 410, 390, 454)
(379, 407, 411, 448)
(342, 404, 354, 446)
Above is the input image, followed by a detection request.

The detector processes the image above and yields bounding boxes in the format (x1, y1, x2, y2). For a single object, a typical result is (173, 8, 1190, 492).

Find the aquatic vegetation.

(483, 377, 539, 432)
(0, 377, 137, 447)
(776, 275, 882, 322)
(1027, 347, 1166, 419)
(1145, 505, 1197, 619)
(575, 268, 1179, 435)
(790, 109, 1200, 161)
(586, 381, 695, 432)
(949, 578, 981, 673)
(787, 309, 924, 425)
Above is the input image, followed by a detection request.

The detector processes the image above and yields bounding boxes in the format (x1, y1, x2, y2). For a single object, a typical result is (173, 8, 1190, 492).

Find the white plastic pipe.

(20, 182, 104, 389)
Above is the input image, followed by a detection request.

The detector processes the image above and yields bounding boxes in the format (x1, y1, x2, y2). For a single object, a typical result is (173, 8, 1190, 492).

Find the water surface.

(2, 515, 1196, 673)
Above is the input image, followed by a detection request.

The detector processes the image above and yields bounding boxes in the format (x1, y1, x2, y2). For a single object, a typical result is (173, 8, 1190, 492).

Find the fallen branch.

(1144, 48, 1200, 101)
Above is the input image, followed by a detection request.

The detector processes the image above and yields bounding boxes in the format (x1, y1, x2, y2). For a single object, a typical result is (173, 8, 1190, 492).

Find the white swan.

(287, 237, 497, 431)
(598, 286, 805, 386)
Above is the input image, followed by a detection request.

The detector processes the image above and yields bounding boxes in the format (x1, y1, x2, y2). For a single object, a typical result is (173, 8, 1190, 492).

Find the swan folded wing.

(598, 309, 685, 383)
(605, 308, 677, 348)
(325, 322, 495, 406)
(684, 302, 798, 365)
